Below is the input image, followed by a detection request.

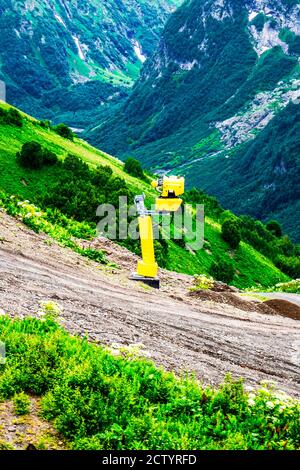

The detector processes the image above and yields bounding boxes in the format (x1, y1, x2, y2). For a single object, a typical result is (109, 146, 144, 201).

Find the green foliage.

(12, 392, 31, 415)
(184, 188, 224, 218)
(222, 218, 241, 249)
(267, 279, 300, 294)
(0, 440, 14, 450)
(192, 274, 214, 290)
(266, 220, 282, 238)
(251, 13, 267, 32)
(42, 154, 133, 223)
(39, 119, 51, 129)
(124, 157, 146, 180)
(210, 256, 235, 284)
(275, 255, 300, 279)
(0, 315, 299, 450)
(16, 141, 58, 169)
(54, 123, 74, 141)
(0, 107, 23, 127)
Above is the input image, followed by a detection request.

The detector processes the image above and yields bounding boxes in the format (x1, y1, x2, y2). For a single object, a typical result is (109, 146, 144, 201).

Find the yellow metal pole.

(137, 215, 158, 278)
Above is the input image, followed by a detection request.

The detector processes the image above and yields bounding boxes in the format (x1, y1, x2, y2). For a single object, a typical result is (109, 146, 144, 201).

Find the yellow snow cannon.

(130, 175, 185, 289)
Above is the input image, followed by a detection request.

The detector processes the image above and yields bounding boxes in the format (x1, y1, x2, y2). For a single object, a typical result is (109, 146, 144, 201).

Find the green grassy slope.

(0, 313, 299, 450)
(0, 101, 290, 289)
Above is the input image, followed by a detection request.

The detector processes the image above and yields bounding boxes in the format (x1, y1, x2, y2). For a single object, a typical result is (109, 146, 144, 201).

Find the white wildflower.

(266, 401, 275, 409)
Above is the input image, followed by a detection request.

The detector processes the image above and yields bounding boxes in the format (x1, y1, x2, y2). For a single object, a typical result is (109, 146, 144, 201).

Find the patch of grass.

(0, 315, 299, 450)
(0, 439, 14, 450)
(266, 279, 300, 294)
(240, 293, 270, 302)
(12, 392, 31, 416)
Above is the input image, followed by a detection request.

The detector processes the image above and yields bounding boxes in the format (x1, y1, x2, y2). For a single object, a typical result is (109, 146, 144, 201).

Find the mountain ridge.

(87, 0, 300, 241)
(0, 0, 181, 122)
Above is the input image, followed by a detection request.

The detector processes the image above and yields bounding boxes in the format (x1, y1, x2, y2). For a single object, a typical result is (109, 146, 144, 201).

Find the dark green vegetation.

(0, 314, 299, 450)
(0, 0, 181, 127)
(53, 123, 74, 141)
(12, 392, 31, 416)
(266, 220, 283, 238)
(0, 101, 297, 289)
(124, 157, 147, 180)
(17, 141, 58, 169)
(221, 218, 242, 250)
(88, 0, 300, 242)
(197, 102, 300, 243)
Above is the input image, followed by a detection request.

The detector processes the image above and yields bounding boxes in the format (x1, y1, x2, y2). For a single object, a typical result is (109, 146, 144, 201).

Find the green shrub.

(16, 141, 58, 169)
(251, 13, 267, 32)
(54, 123, 74, 141)
(78, 248, 107, 264)
(275, 255, 300, 278)
(222, 218, 241, 249)
(13, 392, 31, 415)
(210, 256, 235, 284)
(192, 274, 214, 290)
(124, 157, 146, 180)
(42, 154, 133, 223)
(39, 119, 51, 129)
(266, 220, 282, 238)
(268, 279, 300, 294)
(6, 108, 23, 127)
(0, 315, 299, 450)
(0, 107, 23, 127)
(0, 440, 14, 450)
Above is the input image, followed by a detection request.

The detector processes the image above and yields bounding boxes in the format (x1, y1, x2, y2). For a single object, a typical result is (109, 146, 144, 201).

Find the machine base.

(130, 273, 160, 289)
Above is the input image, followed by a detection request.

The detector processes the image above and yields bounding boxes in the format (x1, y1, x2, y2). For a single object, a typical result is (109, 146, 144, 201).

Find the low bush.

(54, 123, 74, 141)
(0, 315, 299, 450)
(210, 256, 235, 284)
(16, 141, 58, 169)
(275, 255, 300, 279)
(266, 220, 282, 238)
(12, 392, 31, 415)
(124, 157, 146, 180)
(0, 107, 23, 127)
(222, 218, 241, 249)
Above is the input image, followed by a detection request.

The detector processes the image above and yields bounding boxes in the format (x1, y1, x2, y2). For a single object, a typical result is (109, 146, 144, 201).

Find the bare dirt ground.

(0, 210, 300, 398)
(0, 398, 67, 450)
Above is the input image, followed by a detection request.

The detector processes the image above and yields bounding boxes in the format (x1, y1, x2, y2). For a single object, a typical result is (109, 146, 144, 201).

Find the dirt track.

(0, 210, 299, 397)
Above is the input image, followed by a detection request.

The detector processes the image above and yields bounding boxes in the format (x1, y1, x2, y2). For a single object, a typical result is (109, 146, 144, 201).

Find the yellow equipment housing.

(131, 174, 185, 288)
(155, 197, 183, 212)
(152, 175, 184, 213)
(136, 215, 158, 278)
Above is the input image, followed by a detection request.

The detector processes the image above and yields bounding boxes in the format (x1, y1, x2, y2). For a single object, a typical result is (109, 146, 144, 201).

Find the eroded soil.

(0, 210, 299, 397)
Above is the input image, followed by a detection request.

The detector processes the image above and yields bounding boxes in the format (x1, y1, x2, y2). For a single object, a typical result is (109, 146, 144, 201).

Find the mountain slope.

(88, 0, 300, 241)
(0, 0, 180, 123)
(0, 100, 293, 289)
(0, 210, 300, 400)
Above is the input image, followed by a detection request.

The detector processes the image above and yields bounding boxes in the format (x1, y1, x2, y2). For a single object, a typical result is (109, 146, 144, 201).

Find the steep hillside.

(88, 0, 300, 241)
(0, 0, 180, 124)
(0, 100, 297, 290)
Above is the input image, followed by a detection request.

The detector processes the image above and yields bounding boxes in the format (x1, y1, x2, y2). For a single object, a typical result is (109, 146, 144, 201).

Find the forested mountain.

(0, 0, 180, 123)
(88, 0, 300, 241)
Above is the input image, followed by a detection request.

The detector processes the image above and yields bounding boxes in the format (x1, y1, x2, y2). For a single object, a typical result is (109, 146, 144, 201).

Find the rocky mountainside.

(88, 0, 300, 241)
(0, 0, 180, 123)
